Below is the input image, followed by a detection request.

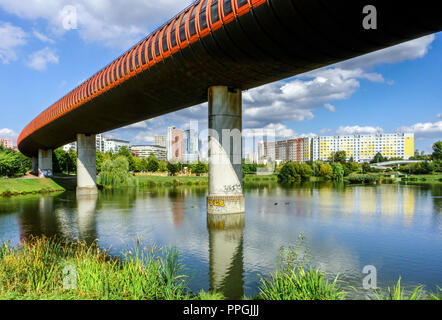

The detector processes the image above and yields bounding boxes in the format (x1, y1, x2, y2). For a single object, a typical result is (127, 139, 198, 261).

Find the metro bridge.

(17, 0, 442, 218)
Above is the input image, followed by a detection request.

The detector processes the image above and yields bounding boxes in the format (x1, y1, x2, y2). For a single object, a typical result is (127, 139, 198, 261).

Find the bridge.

(370, 160, 427, 170)
(17, 0, 442, 217)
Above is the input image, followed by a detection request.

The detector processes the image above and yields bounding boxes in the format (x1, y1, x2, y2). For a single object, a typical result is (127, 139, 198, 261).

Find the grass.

(400, 173, 442, 183)
(0, 178, 65, 197)
(0, 236, 190, 300)
(0, 237, 440, 300)
(134, 175, 208, 187)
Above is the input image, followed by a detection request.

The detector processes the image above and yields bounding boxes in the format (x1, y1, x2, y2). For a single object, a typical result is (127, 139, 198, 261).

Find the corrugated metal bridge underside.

(18, 0, 442, 157)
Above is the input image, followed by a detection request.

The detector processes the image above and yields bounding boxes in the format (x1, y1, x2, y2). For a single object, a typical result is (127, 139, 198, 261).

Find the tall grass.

(0, 236, 188, 300)
(373, 277, 425, 300)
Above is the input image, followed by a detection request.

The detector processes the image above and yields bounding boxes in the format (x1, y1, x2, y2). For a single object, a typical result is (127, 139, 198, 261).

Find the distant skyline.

(0, 1, 441, 153)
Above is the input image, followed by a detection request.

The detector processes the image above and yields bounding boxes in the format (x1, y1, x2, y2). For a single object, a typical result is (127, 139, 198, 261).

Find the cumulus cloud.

(336, 125, 384, 135)
(0, 21, 27, 64)
(33, 29, 55, 43)
(324, 104, 336, 112)
(27, 47, 59, 71)
(0, 0, 192, 48)
(397, 121, 442, 139)
(0, 128, 18, 143)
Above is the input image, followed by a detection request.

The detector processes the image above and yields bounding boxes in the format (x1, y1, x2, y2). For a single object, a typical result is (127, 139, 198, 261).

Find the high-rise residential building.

(182, 129, 199, 163)
(131, 145, 167, 161)
(154, 135, 167, 148)
(0, 138, 14, 149)
(311, 133, 414, 162)
(61, 134, 130, 154)
(260, 133, 414, 163)
(167, 126, 184, 161)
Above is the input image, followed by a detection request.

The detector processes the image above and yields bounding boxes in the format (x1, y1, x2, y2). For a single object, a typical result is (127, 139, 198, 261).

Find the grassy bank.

(1, 237, 439, 300)
(134, 175, 208, 187)
(400, 173, 442, 183)
(0, 178, 65, 197)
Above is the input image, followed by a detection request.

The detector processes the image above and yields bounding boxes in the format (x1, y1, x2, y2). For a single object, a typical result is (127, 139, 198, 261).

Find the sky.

(0, 0, 441, 153)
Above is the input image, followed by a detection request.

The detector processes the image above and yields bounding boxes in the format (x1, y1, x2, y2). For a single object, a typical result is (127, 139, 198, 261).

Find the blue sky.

(0, 1, 441, 153)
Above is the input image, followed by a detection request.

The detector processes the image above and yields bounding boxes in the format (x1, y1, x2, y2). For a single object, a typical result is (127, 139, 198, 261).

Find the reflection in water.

(208, 213, 245, 300)
(76, 194, 98, 245)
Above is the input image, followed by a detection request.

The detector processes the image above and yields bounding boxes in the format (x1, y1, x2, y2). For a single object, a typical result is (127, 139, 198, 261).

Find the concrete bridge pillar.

(76, 134, 98, 195)
(38, 149, 53, 177)
(207, 86, 244, 217)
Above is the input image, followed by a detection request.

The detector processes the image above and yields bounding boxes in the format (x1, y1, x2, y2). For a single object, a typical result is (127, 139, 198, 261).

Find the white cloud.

(324, 104, 336, 112)
(33, 29, 55, 43)
(0, 128, 18, 144)
(27, 47, 59, 71)
(397, 120, 442, 139)
(336, 125, 384, 135)
(437, 113, 442, 119)
(0, 0, 192, 48)
(0, 21, 27, 64)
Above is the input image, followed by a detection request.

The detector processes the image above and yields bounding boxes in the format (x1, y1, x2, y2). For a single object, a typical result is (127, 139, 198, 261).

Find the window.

(140, 39, 148, 65)
(223, 0, 233, 16)
(179, 12, 189, 42)
(154, 34, 161, 57)
(189, 7, 197, 36)
(211, 0, 220, 23)
(129, 49, 135, 72)
(199, 0, 208, 30)
(162, 25, 169, 52)
(147, 40, 153, 61)
(170, 20, 177, 47)
(236, 0, 248, 8)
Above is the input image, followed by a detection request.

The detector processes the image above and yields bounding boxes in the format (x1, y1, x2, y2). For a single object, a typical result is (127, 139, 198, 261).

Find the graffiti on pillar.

(224, 184, 242, 194)
(208, 200, 225, 207)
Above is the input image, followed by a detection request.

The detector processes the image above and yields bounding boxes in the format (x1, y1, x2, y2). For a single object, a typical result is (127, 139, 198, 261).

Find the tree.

(332, 151, 347, 163)
(146, 153, 159, 172)
(331, 163, 344, 181)
(167, 162, 180, 176)
(191, 161, 208, 174)
(158, 160, 168, 172)
(433, 141, 442, 160)
(118, 146, 136, 171)
(52, 148, 67, 174)
(0, 148, 31, 177)
(66, 149, 77, 174)
(371, 152, 386, 164)
(278, 162, 313, 183)
(319, 163, 333, 180)
(96, 150, 105, 172)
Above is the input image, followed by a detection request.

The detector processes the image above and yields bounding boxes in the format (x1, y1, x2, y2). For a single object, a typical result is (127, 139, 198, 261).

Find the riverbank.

(0, 178, 65, 197)
(0, 237, 439, 300)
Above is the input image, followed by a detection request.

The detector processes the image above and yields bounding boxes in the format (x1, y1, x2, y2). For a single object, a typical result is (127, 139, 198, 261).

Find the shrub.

(278, 162, 313, 183)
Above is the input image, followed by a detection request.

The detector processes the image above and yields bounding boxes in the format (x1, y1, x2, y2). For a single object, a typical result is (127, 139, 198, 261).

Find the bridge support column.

(38, 149, 52, 177)
(76, 134, 98, 196)
(207, 86, 244, 216)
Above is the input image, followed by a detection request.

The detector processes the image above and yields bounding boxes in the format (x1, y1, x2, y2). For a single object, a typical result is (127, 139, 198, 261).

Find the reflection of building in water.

(357, 187, 377, 215)
(340, 188, 355, 215)
(380, 186, 399, 218)
(402, 187, 415, 226)
(77, 194, 98, 245)
(317, 185, 334, 217)
(208, 213, 245, 300)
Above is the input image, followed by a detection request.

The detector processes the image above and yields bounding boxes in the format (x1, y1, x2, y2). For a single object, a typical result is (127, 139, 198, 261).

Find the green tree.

(99, 156, 133, 187)
(52, 148, 67, 174)
(311, 160, 324, 177)
(66, 149, 77, 174)
(158, 160, 168, 172)
(191, 161, 208, 174)
(332, 151, 347, 163)
(96, 150, 105, 172)
(118, 146, 136, 171)
(432, 141, 442, 160)
(319, 163, 333, 180)
(147, 153, 160, 172)
(0, 147, 31, 177)
(371, 152, 386, 164)
(331, 163, 344, 181)
(167, 162, 180, 176)
(278, 162, 313, 183)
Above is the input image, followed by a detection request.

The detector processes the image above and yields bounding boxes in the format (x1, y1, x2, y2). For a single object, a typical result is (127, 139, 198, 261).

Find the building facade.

(167, 127, 184, 161)
(131, 145, 167, 161)
(154, 135, 167, 148)
(61, 134, 130, 154)
(260, 133, 414, 163)
(0, 138, 14, 149)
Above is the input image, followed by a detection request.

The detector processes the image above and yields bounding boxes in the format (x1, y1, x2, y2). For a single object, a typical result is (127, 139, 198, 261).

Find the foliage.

(400, 161, 434, 174)
(98, 156, 136, 188)
(191, 161, 208, 174)
(432, 141, 442, 160)
(371, 152, 387, 164)
(96, 151, 105, 172)
(278, 162, 313, 183)
(331, 151, 347, 163)
(347, 174, 380, 184)
(158, 161, 168, 172)
(0, 146, 31, 177)
(319, 164, 333, 180)
(117, 146, 136, 172)
(243, 161, 258, 174)
(331, 163, 344, 181)
(374, 278, 424, 300)
(147, 153, 160, 172)
(167, 162, 180, 176)
(0, 237, 189, 300)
